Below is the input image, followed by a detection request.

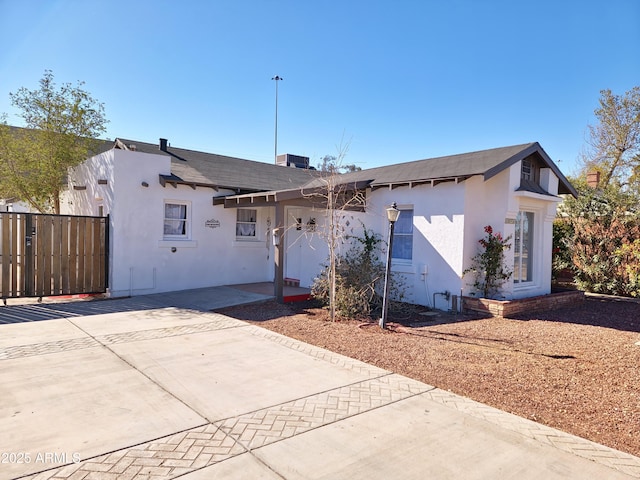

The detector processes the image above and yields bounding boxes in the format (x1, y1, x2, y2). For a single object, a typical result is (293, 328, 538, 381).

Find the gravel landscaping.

(218, 295, 640, 457)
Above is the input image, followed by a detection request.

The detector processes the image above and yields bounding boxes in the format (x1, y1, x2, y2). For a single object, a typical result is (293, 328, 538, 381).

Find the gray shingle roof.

(102, 138, 576, 199)
(302, 142, 576, 196)
(111, 138, 318, 193)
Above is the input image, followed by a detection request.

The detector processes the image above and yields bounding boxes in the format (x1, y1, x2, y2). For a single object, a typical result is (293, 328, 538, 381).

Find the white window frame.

(391, 206, 414, 263)
(236, 208, 258, 240)
(163, 201, 191, 240)
(514, 210, 534, 284)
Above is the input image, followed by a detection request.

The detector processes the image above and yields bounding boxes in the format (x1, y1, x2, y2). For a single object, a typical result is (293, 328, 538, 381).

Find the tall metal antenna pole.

(272, 75, 283, 164)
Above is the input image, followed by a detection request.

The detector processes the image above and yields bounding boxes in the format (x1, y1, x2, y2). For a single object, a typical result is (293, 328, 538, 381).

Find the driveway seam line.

(67, 317, 212, 425)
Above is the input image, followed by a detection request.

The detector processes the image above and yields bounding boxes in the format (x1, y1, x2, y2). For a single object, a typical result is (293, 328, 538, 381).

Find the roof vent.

(276, 154, 310, 169)
(129, 144, 137, 151)
(159, 138, 168, 151)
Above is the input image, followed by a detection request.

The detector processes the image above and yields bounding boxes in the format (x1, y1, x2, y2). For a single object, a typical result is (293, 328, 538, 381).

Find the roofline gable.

(483, 142, 539, 181)
(484, 142, 577, 197)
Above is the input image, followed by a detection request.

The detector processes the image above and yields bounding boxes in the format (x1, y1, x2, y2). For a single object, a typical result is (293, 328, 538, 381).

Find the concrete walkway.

(1, 288, 639, 479)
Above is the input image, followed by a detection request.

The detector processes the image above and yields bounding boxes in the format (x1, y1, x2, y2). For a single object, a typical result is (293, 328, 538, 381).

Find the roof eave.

(213, 180, 371, 209)
(369, 175, 473, 191)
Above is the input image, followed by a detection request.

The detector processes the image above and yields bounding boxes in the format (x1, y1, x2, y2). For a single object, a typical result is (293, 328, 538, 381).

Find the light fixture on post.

(380, 202, 400, 329)
(272, 227, 281, 247)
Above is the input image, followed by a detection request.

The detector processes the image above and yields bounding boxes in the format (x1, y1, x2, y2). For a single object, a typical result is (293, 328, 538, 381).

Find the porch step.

(284, 277, 300, 287)
(284, 292, 312, 303)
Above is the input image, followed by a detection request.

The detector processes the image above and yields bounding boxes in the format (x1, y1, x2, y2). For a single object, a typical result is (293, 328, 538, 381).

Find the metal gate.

(0, 213, 109, 299)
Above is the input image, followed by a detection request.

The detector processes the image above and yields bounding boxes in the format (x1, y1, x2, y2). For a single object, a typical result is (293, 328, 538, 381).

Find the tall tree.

(582, 86, 640, 188)
(0, 70, 107, 213)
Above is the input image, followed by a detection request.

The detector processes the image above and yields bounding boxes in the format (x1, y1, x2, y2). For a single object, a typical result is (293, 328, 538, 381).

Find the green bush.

(552, 219, 574, 280)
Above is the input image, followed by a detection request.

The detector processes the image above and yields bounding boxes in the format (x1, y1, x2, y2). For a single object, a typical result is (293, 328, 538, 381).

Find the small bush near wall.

(312, 226, 405, 318)
(463, 225, 513, 299)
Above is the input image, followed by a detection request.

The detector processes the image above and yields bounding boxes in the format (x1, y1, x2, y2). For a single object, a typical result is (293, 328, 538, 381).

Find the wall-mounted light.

(171, 247, 177, 253)
(141, 181, 149, 188)
(272, 227, 281, 247)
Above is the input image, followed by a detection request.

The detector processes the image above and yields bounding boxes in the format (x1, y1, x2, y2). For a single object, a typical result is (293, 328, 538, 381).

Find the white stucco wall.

(462, 171, 514, 298)
(357, 163, 564, 308)
(463, 163, 562, 300)
(66, 149, 278, 297)
(64, 149, 116, 216)
(366, 183, 466, 311)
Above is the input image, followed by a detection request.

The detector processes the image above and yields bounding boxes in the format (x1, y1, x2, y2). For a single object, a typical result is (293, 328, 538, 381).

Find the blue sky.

(1, 0, 638, 176)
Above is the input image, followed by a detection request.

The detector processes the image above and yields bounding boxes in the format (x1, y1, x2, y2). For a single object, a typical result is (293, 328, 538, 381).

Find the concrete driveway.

(1, 288, 639, 479)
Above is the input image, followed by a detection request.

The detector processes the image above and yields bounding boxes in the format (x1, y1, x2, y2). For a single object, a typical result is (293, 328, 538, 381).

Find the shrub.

(570, 209, 640, 296)
(463, 225, 512, 299)
(312, 225, 404, 318)
(562, 182, 640, 296)
(552, 219, 574, 280)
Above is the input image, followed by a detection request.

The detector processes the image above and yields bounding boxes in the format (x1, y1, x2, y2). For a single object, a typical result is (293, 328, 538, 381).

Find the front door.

(285, 208, 304, 282)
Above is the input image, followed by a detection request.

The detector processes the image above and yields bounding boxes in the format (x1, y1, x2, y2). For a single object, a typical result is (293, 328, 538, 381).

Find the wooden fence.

(0, 213, 108, 299)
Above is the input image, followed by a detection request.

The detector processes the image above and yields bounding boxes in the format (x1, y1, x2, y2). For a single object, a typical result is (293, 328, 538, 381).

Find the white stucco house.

(62, 138, 576, 310)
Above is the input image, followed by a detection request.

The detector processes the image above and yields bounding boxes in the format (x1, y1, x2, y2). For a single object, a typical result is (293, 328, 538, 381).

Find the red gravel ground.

(217, 296, 640, 457)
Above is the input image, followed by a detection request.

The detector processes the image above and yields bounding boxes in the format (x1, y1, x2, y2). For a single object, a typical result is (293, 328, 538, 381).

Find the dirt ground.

(217, 296, 640, 457)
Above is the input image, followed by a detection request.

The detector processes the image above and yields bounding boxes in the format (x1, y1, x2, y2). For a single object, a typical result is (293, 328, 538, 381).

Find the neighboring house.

(63, 138, 576, 309)
(0, 198, 31, 212)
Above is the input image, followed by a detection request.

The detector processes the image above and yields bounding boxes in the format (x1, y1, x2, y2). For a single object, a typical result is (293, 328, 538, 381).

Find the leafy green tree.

(0, 70, 107, 213)
(316, 154, 361, 173)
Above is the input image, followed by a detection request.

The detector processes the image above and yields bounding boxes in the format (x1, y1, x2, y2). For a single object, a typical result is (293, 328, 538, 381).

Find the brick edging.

(462, 290, 585, 317)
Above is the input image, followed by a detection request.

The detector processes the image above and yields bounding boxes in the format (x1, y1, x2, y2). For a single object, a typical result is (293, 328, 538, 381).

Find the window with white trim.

(514, 211, 534, 283)
(236, 209, 257, 239)
(392, 208, 413, 261)
(163, 202, 190, 239)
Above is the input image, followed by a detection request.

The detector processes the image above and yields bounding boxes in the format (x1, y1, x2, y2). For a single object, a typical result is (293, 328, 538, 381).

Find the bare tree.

(582, 86, 640, 188)
(304, 142, 367, 321)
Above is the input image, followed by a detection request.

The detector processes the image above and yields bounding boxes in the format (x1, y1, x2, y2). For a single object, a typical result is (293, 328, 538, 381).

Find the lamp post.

(271, 75, 283, 164)
(380, 202, 400, 329)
